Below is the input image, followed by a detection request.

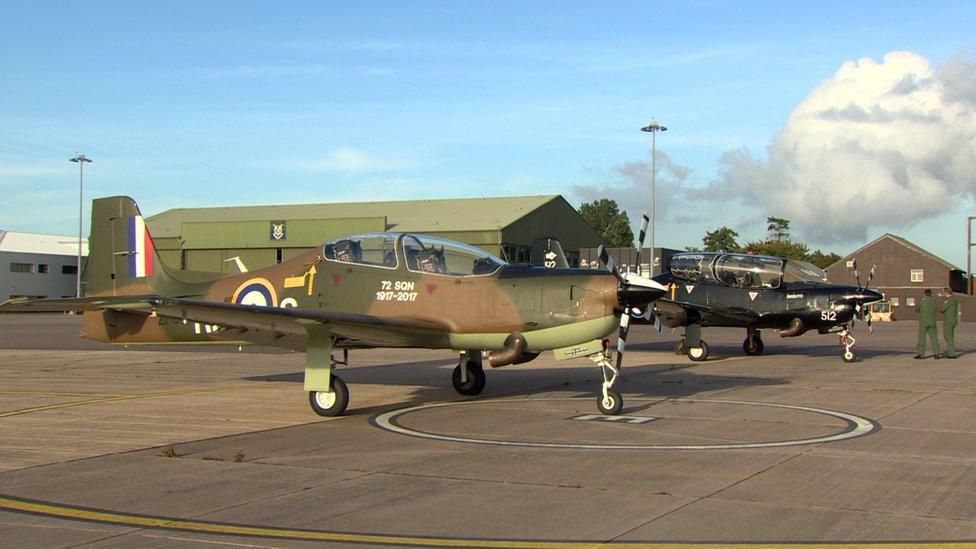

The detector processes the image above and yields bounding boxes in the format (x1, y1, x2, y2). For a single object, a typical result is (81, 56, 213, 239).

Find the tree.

(807, 250, 843, 269)
(579, 199, 634, 248)
(702, 227, 742, 252)
(744, 238, 809, 260)
(766, 216, 790, 241)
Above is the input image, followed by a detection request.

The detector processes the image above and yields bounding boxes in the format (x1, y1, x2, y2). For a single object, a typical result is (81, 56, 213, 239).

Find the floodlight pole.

(70, 154, 92, 298)
(640, 119, 666, 274)
(968, 216, 976, 295)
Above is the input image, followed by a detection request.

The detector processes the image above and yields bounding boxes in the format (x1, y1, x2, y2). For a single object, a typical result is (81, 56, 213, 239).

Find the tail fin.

(530, 237, 569, 268)
(83, 196, 180, 296)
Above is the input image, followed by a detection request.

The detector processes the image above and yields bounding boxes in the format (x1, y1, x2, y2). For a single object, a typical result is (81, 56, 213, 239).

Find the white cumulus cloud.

(284, 146, 416, 174)
(700, 50, 976, 244)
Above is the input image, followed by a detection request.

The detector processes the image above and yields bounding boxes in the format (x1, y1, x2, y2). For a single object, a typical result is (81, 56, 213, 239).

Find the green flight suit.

(940, 296, 959, 358)
(916, 296, 939, 357)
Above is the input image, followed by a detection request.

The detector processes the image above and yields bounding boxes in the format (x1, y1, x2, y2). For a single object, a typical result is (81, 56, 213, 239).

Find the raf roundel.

(232, 278, 278, 307)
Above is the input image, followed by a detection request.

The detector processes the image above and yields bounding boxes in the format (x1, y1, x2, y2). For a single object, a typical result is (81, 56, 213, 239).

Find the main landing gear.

(452, 350, 486, 396)
(305, 329, 350, 417)
(743, 328, 764, 356)
(839, 324, 858, 363)
(677, 323, 710, 361)
(309, 377, 349, 416)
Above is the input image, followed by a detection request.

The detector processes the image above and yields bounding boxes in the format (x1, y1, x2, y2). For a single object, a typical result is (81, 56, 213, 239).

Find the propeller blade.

(652, 311, 663, 333)
(867, 313, 873, 333)
(598, 245, 625, 285)
(634, 213, 649, 277)
(867, 265, 876, 287)
(852, 258, 861, 290)
(615, 308, 631, 370)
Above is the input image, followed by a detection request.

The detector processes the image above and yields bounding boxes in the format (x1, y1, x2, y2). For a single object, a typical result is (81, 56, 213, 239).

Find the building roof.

(0, 231, 89, 256)
(828, 233, 962, 272)
(147, 195, 563, 238)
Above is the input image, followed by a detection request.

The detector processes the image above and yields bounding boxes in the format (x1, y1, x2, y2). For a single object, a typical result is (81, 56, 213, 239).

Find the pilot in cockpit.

(332, 239, 361, 263)
(415, 248, 445, 274)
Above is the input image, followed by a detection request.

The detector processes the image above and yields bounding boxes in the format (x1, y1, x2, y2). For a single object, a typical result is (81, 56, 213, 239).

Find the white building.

(0, 231, 88, 301)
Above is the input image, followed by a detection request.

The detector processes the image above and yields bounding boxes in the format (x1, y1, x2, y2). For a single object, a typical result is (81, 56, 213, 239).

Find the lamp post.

(640, 119, 666, 274)
(70, 154, 92, 298)
(968, 216, 976, 295)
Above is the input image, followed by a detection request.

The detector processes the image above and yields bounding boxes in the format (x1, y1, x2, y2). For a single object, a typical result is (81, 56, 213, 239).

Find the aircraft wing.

(655, 299, 760, 327)
(0, 295, 154, 313)
(145, 297, 448, 337)
(1, 295, 450, 348)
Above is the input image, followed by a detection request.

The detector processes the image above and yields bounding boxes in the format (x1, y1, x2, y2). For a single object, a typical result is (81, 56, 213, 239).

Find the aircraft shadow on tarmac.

(242, 358, 789, 417)
(626, 338, 911, 360)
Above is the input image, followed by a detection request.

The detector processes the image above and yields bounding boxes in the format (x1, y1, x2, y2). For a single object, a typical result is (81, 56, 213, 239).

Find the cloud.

(281, 146, 416, 174)
(571, 151, 695, 240)
(699, 50, 976, 245)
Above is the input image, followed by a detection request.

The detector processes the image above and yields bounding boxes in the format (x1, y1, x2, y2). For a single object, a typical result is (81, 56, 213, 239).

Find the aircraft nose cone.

(617, 273, 667, 308)
(619, 285, 665, 307)
(859, 288, 884, 304)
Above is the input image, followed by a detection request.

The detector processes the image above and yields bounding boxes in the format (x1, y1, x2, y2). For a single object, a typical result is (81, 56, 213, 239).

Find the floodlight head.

(70, 154, 92, 163)
(640, 121, 667, 133)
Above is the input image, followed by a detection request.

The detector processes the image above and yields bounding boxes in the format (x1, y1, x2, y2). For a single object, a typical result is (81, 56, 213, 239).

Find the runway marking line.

(0, 385, 284, 419)
(0, 494, 970, 548)
(373, 398, 880, 450)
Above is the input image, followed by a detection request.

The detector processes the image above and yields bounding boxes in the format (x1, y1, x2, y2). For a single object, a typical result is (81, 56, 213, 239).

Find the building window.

(910, 269, 923, 283)
(846, 260, 855, 268)
(891, 297, 900, 307)
(906, 297, 916, 307)
(37, 264, 49, 274)
(10, 263, 33, 273)
(276, 248, 283, 264)
(62, 265, 78, 275)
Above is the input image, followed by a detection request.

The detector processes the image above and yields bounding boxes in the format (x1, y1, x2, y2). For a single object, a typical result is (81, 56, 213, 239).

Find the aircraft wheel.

(597, 388, 623, 415)
(452, 361, 486, 396)
(687, 340, 710, 362)
(842, 348, 857, 363)
(743, 336, 764, 356)
(308, 376, 349, 417)
(674, 338, 687, 355)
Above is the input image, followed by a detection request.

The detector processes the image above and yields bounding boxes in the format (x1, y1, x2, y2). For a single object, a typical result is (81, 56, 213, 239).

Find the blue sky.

(1, 1, 974, 267)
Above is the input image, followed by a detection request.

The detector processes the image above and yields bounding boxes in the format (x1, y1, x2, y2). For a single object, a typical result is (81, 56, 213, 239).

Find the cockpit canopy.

(669, 252, 785, 289)
(323, 233, 507, 276)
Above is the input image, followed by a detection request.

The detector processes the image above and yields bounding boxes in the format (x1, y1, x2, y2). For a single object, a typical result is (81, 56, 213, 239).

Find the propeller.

(634, 213, 649, 277)
(849, 259, 880, 332)
(598, 244, 667, 368)
(630, 212, 663, 332)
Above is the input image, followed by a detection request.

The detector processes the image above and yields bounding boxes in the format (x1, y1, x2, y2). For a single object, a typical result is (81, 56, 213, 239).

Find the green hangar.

(146, 195, 605, 273)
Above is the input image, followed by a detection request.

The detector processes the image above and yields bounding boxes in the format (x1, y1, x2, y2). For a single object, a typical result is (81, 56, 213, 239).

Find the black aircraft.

(646, 252, 883, 362)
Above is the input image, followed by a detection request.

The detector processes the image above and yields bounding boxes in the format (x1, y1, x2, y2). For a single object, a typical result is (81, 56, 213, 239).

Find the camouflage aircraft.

(647, 251, 883, 362)
(0, 196, 666, 417)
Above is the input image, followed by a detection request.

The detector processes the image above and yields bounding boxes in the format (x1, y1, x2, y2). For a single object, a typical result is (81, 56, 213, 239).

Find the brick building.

(825, 233, 972, 322)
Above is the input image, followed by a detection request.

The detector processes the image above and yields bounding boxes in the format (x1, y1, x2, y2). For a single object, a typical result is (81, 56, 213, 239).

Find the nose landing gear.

(839, 324, 858, 362)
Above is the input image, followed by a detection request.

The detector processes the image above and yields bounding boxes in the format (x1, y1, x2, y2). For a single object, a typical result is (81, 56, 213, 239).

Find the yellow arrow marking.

(306, 264, 317, 296)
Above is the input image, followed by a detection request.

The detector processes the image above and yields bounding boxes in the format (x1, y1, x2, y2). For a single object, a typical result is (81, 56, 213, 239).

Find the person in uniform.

(915, 289, 940, 359)
(939, 287, 959, 359)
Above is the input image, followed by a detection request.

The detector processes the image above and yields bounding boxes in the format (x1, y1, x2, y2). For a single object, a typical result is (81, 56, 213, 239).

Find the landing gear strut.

(591, 352, 622, 415)
(839, 324, 858, 362)
(743, 328, 764, 356)
(452, 350, 486, 396)
(305, 328, 350, 417)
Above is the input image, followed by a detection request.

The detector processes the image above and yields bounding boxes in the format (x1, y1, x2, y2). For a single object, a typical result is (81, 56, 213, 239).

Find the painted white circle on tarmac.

(372, 397, 878, 451)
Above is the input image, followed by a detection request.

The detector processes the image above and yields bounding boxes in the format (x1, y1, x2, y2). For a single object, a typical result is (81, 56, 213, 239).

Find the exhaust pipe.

(488, 332, 540, 367)
(779, 317, 807, 337)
